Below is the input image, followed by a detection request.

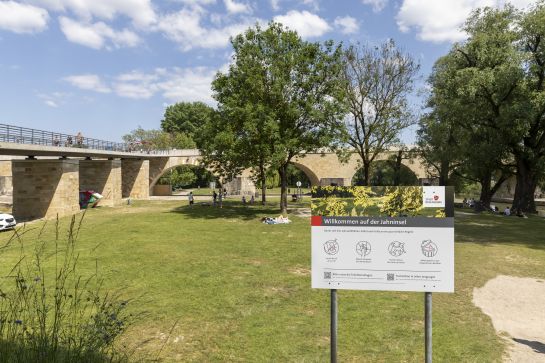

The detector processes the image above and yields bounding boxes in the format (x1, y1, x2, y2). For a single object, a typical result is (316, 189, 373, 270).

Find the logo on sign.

(422, 187, 445, 207)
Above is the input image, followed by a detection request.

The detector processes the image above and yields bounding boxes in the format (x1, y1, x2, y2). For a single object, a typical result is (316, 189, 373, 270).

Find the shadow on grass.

(454, 208, 545, 250)
(168, 201, 285, 221)
(0, 340, 129, 363)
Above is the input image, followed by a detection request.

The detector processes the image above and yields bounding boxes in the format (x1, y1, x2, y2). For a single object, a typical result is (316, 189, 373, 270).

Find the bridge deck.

(0, 142, 200, 159)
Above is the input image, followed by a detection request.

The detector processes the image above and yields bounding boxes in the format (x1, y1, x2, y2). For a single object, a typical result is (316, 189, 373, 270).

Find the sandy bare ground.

(473, 275, 545, 362)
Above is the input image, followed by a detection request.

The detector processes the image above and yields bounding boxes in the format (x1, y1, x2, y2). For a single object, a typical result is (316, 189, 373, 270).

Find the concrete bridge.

(0, 124, 428, 221)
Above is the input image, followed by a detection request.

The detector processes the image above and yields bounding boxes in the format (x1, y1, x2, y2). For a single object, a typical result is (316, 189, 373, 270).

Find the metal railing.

(0, 123, 171, 155)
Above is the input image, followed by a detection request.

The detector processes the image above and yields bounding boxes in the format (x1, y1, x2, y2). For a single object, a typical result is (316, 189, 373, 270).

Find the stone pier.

(12, 159, 80, 220)
(121, 159, 149, 199)
(79, 159, 122, 207)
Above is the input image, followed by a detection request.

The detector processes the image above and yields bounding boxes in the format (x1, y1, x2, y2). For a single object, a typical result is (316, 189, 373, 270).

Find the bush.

(0, 215, 134, 362)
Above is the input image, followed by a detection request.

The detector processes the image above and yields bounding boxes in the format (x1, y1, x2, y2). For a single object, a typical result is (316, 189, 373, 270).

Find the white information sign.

(311, 186, 454, 293)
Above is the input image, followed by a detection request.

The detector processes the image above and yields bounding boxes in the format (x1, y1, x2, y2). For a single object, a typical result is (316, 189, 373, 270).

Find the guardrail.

(0, 123, 171, 154)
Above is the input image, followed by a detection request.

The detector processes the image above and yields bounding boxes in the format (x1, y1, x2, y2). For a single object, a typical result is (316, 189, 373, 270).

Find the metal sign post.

(425, 292, 432, 363)
(331, 289, 337, 363)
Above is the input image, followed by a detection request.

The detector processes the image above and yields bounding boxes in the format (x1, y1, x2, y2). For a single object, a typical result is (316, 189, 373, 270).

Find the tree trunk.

(512, 157, 538, 214)
(279, 164, 288, 215)
(438, 159, 450, 186)
(259, 163, 266, 205)
(363, 161, 370, 186)
(393, 150, 403, 186)
(479, 173, 492, 208)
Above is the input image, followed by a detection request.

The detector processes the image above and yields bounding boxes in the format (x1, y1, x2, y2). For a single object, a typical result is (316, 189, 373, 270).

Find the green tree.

(337, 40, 420, 185)
(423, 4, 545, 212)
(197, 112, 245, 190)
(418, 46, 513, 207)
(513, 3, 545, 213)
(417, 110, 462, 186)
(210, 22, 346, 214)
(161, 102, 215, 141)
(122, 127, 196, 150)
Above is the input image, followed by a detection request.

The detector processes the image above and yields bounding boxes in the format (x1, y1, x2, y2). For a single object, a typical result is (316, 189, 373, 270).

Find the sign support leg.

(331, 289, 337, 363)
(425, 292, 432, 363)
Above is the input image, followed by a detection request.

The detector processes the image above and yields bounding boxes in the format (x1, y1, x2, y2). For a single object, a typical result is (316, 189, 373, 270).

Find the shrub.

(0, 215, 134, 362)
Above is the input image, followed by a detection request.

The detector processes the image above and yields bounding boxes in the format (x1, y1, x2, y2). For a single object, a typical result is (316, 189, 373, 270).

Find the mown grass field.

(0, 200, 544, 362)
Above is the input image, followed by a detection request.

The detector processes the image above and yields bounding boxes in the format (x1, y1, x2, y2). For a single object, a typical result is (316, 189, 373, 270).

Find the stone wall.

(121, 159, 149, 199)
(224, 177, 256, 196)
(152, 184, 171, 196)
(79, 160, 122, 206)
(12, 159, 80, 220)
(0, 160, 12, 196)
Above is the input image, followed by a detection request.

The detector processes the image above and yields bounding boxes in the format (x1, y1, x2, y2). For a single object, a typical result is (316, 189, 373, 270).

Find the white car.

(0, 213, 16, 231)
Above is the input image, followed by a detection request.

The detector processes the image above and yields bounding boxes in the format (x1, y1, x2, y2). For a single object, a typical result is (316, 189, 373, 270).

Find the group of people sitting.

(463, 198, 515, 216)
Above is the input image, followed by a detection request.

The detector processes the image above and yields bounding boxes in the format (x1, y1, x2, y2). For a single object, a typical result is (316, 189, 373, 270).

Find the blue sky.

(0, 0, 536, 142)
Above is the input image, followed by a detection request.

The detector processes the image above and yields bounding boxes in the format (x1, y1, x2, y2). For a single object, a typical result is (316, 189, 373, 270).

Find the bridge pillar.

(79, 160, 122, 207)
(12, 159, 80, 220)
(121, 159, 149, 199)
(319, 178, 352, 187)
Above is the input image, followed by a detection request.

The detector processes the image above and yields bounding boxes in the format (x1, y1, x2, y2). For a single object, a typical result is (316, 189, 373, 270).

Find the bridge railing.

(0, 123, 171, 154)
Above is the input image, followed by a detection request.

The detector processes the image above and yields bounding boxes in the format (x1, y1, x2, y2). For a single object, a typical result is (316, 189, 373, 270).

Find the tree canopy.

(337, 40, 419, 185)
(161, 102, 215, 141)
(122, 127, 196, 151)
(419, 3, 545, 213)
(203, 22, 346, 213)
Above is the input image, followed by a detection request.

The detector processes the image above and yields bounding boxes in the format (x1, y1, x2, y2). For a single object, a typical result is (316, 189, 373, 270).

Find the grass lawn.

(0, 201, 544, 362)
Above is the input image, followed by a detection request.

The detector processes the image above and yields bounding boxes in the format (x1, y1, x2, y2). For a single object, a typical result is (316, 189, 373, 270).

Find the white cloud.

(156, 8, 258, 51)
(224, 0, 251, 14)
(301, 0, 320, 11)
(59, 17, 141, 49)
(396, 0, 536, 43)
(362, 0, 388, 12)
(63, 74, 112, 93)
(30, 0, 156, 27)
(158, 67, 217, 103)
(64, 67, 218, 104)
(334, 16, 359, 35)
(44, 100, 59, 108)
(270, 0, 319, 11)
(270, 0, 280, 11)
(37, 91, 70, 107)
(274, 10, 331, 38)
(0, 1, 49, 34)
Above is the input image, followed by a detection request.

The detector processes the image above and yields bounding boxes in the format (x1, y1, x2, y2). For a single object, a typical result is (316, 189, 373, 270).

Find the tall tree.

(211, 22, 346, 214)
(122, 127, 195, 150)
(457, 4, 545, 213)
(513, 3, 545, 213)
(420, 6, 523, 209)
(161, 102, 215, 142)
(338, 40, 419, 185)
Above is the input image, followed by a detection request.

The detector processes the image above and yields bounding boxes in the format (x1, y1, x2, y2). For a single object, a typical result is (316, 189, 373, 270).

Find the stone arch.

(148, 156, 202, 194)
(288, 161, 321, 186)
(351, 160, 419, 186)
(347, 153, 428, 185)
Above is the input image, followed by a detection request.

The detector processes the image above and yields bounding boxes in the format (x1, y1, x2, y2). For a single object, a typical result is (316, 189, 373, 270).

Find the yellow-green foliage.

(435, 209, 446, 218)
(352, 187, 374, 210)
(311, 196, 348, 216)
(380, 186, 423, 217)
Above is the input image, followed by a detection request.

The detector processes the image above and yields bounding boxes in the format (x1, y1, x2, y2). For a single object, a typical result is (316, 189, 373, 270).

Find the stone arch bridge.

(1, 139, 427, 221)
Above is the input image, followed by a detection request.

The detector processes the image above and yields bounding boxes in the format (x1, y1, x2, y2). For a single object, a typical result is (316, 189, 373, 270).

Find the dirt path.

(473, 275, 545, 362)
